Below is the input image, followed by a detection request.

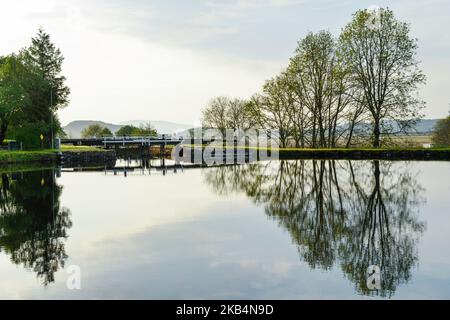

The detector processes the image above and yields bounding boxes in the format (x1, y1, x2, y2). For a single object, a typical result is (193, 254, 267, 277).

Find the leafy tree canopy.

(81, 124, 112, 138)
(115, 123, 157, 137)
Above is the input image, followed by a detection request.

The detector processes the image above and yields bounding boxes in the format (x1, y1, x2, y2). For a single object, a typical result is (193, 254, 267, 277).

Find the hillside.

(119, 120, 193, 134)
(63, 119, 438, 139)
(63, 121, 122, 138)
(63, 120, 193, 138)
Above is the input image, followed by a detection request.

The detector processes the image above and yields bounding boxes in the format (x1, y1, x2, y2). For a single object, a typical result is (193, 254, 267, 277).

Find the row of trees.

(201, 8, 426, 148)
(0, 28, 69, 149)
(81, 123, 158, 138)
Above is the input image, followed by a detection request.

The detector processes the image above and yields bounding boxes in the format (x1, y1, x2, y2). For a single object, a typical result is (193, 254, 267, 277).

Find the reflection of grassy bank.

(0, 164, 55, 174)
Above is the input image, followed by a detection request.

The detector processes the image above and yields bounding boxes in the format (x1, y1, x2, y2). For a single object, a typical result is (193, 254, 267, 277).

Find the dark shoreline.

(276, 148, 450, 161)
(184, 146, 450, 162)
(59, 150, 117, 166)
(0, 148, 449, 167)
(0, 150, 117, 167)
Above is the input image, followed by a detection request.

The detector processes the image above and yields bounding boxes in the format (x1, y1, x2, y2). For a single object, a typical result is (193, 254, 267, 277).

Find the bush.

(432, 116, 450, 147)
(8, 122, 53, 150)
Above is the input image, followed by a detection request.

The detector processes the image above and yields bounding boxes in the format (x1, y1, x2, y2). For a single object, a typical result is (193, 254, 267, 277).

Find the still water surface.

(0, 159, 449, 299)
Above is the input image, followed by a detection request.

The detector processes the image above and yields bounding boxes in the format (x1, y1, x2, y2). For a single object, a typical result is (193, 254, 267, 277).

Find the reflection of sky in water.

(0, 161, 449, 299)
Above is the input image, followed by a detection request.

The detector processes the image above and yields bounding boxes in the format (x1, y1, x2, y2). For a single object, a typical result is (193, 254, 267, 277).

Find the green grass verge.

(182, 144, 450, 152)
(60, 145, 108, 152)
(0, 150, 57, 165)
(182, 145, 450, 160)
(0, 145, 111, 166)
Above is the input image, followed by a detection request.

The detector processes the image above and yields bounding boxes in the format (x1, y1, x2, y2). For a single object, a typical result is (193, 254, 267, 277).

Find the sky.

(1, 0, 449, 126)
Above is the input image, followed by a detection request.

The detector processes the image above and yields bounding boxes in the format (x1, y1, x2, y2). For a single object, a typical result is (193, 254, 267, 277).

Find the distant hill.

(63, 119, 438, 139)
(119, 120, 193, 134)
(63, 121, 122, 138)
(352, 119, 439, 135)
(63, 120, 193, 138)
(412, 119, 439, 134)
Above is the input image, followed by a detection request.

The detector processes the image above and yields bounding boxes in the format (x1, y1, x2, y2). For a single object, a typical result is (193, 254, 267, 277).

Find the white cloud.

(206, 0, 305, 9)
(1, 0, 449, 124)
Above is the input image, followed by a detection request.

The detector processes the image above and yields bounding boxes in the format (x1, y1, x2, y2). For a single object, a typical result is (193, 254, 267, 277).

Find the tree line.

(0, 28, 69, 149)
(201, 8, 426, 148)
(81, 123, 158, 138)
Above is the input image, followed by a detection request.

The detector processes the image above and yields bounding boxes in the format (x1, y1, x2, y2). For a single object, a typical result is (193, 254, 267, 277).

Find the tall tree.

(225, 98, 255, 132)
(201, 97, 231, 134)
(19, 28, 70, 146)
(21, 28, 70, 111)
(0, 56, 30, 143)
(339, 8, 426, 147)
(249, 74, 294, 148)
(289, 31, 338, 148)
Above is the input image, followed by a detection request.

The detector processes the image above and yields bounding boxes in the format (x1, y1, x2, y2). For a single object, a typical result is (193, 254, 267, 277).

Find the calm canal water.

(0, 159, 449, 299)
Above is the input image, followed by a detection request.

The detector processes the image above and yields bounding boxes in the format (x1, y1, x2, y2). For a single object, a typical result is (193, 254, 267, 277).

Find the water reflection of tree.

(0, 170, 72, 285)
(203, 160, 425, 297)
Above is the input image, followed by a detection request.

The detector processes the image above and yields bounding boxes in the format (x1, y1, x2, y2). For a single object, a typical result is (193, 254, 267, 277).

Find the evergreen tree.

(22, 28, 70, 112)
(12, 28, 71, 147)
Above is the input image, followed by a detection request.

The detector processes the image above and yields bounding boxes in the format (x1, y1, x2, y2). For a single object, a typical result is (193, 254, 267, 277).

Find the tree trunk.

(346, 118, 356, 148)
(373, 117, 381, 148)
(312, 115, 317, 148)
(0, 120, 7, 144)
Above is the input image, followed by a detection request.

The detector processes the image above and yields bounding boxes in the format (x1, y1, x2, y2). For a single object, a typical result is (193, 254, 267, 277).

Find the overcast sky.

(1, 0, 449, 126)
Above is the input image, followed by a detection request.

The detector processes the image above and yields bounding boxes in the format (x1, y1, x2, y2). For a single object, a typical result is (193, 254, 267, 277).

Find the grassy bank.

(0, 150, 57, 165)
(275, 147, 450, 160)
(60, 145, 108, 152)
(185, 144, 450, 152)
(1, 145, 449, 166)
(0, 146, 110, 166)
(183, 144, 450, 161)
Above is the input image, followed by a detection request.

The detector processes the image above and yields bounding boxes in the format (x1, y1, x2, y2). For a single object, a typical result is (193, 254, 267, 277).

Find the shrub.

(432, 116, 450, 147)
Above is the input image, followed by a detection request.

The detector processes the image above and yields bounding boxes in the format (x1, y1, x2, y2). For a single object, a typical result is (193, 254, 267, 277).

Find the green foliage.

(137, 123, 158, 136)
(81, 124, 112, 138)
(201, 97, 255, 135)
(339, 8, 426, 147)
(200, 7, 425, 149)
(0, 55, 35, 143)
(0, 150, 56, 164)
(115, 125, 135, 136)
(8, 121, 54, 150)
(0, 28, 70, 149)
(115, 123, 157, 136)
(20, 28, 70, 111)
(432, 116, 450, 147)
